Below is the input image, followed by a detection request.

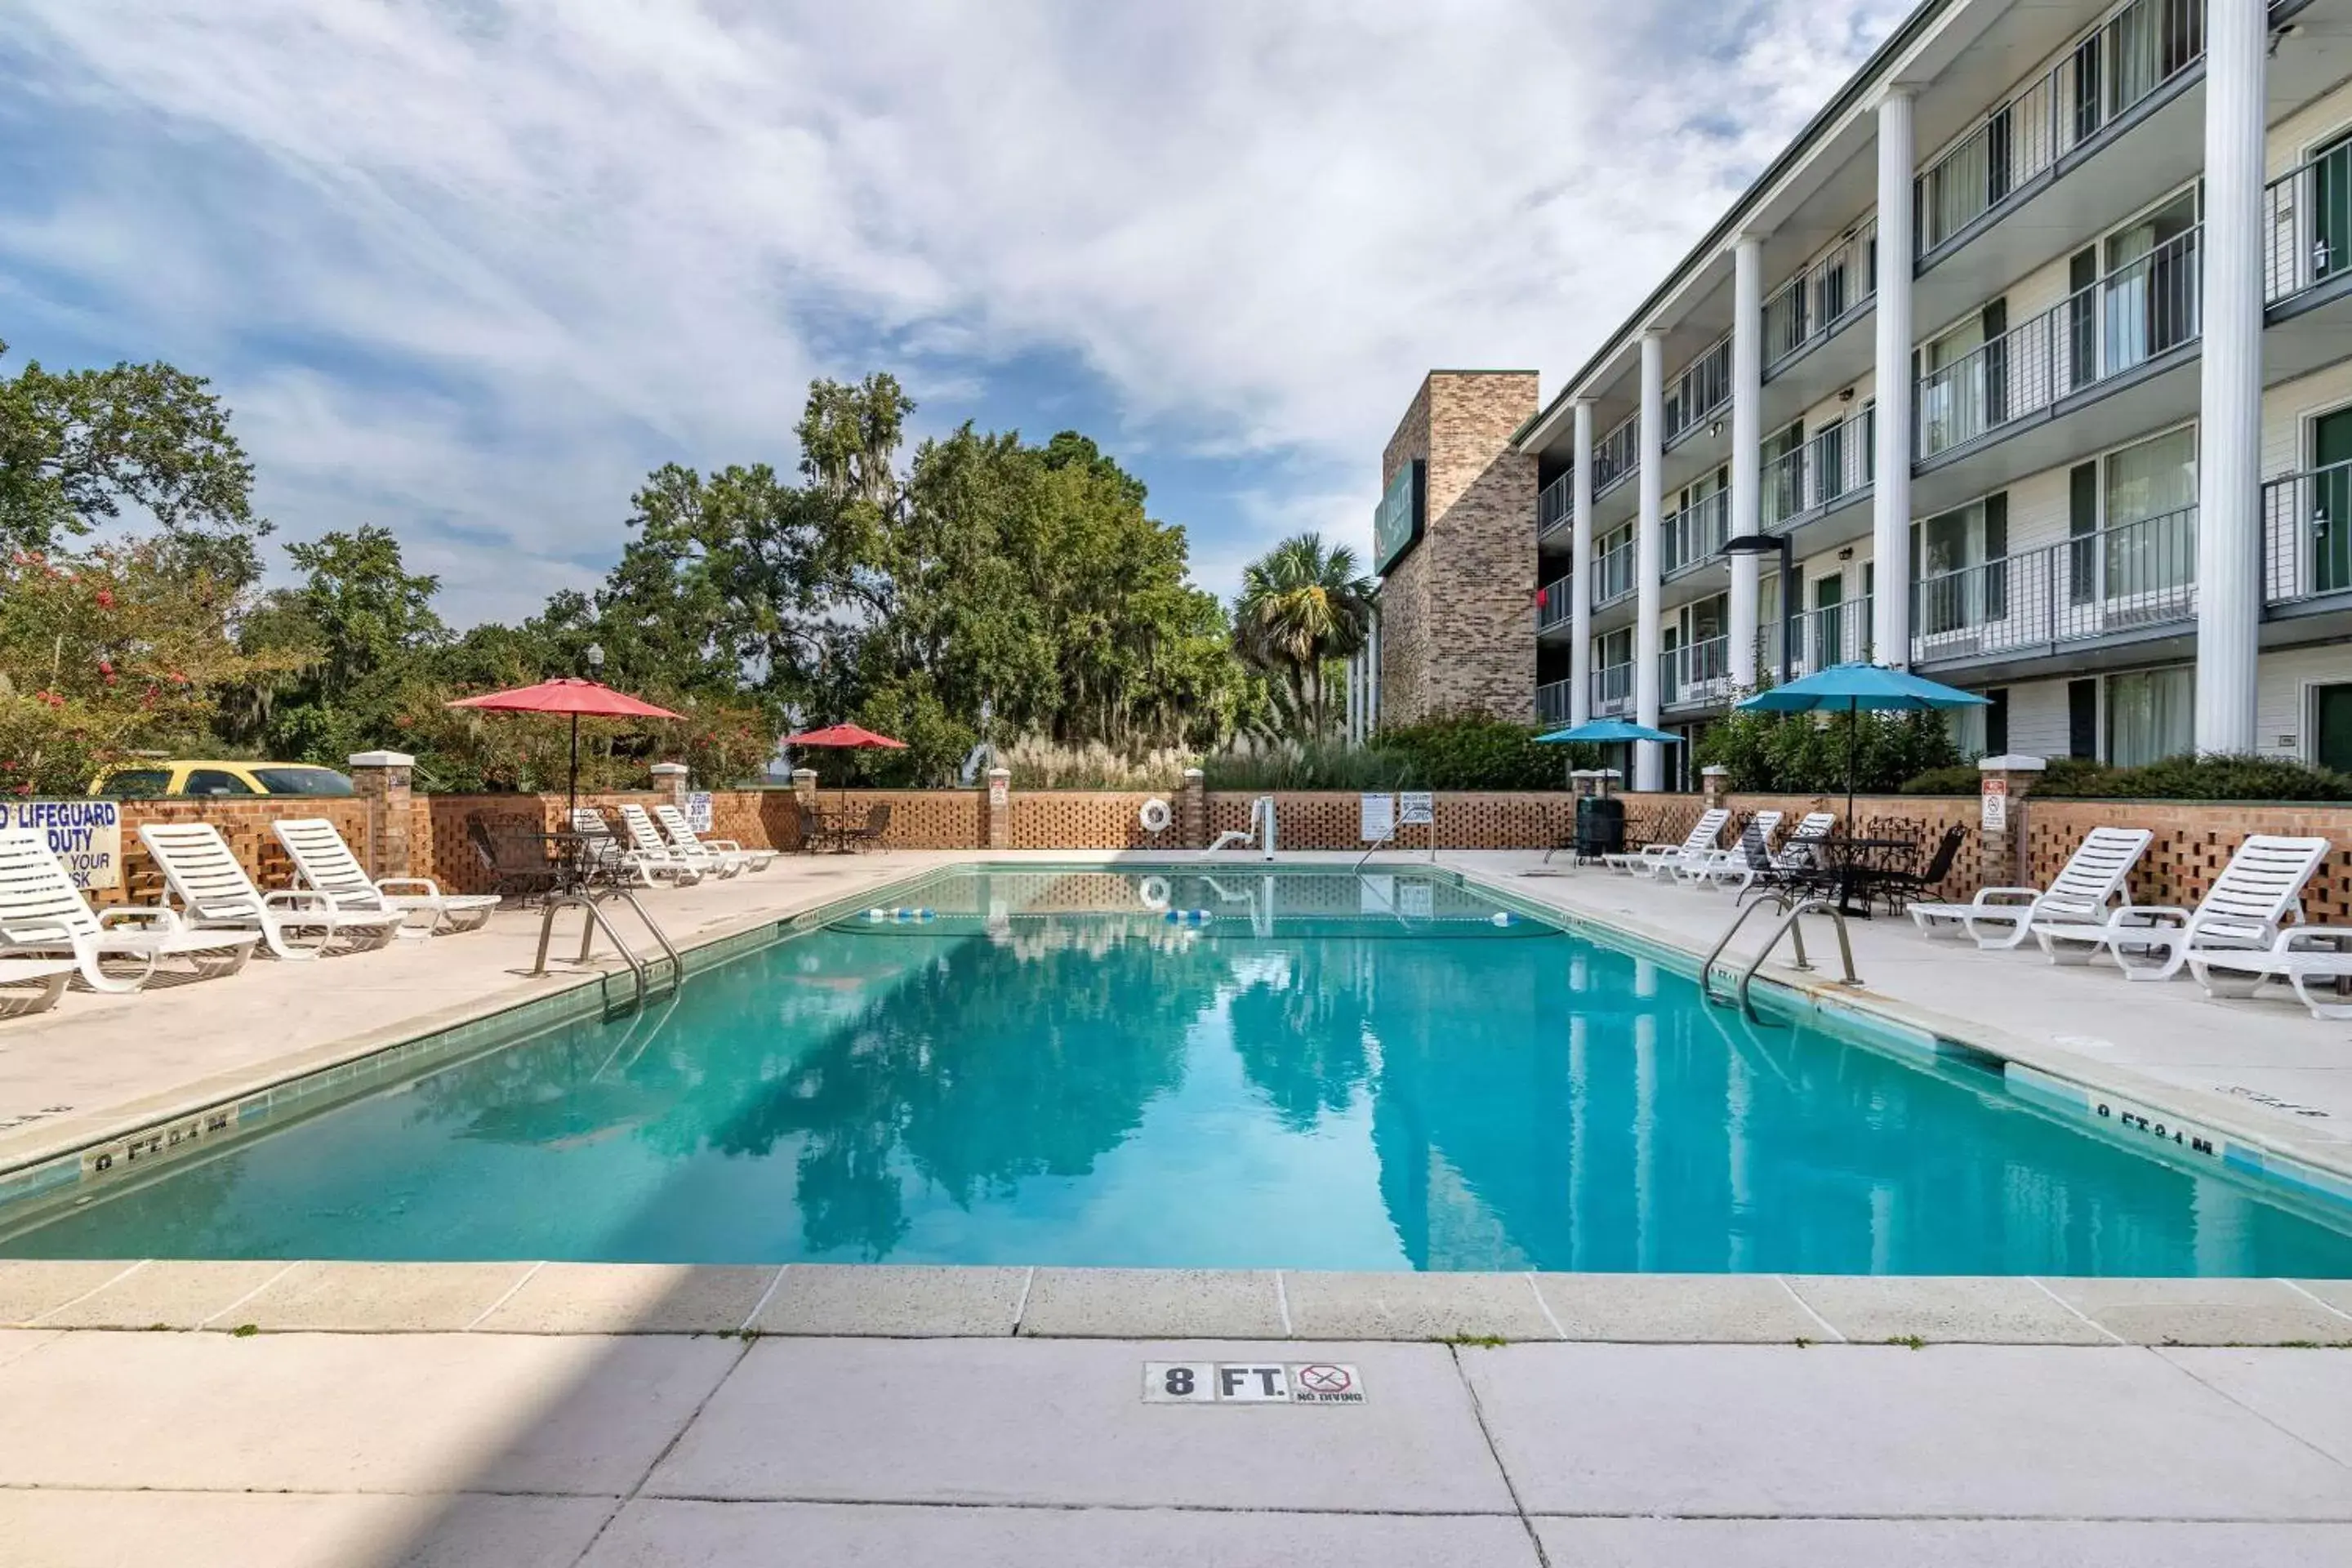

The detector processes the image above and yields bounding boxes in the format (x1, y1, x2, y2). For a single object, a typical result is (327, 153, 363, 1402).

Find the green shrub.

(1695, 707, 1961, 794)
(1897, 763, 1980, 795)
(2062, 753, 2352, 801)
(1200, 713, 1596, 791)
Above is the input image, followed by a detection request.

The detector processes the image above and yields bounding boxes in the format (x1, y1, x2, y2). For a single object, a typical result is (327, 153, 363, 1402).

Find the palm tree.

(1233, 533, 1374, 738)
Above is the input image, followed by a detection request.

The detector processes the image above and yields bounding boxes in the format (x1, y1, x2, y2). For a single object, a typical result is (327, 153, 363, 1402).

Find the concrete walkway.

(0, 1326, 2348, 1566)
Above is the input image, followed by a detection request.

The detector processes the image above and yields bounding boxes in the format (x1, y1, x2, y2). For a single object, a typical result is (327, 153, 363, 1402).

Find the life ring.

(1138, 797, 1173, 834)
(1138, 875, 1171, 911)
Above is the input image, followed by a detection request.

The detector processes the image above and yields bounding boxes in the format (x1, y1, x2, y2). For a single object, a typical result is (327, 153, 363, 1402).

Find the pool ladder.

(1699, 897, 1862, 1025)
(532, 889, 687, 1018)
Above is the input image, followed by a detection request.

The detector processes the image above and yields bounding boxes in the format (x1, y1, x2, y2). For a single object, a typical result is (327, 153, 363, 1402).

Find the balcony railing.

(1915, 225, 2200, 461)
(1662, 490, 1731, 577)
(1592, 662, 1635, 718)
(1761, 407, 1877, 532)
(1539, 469, 1575, 537)
(1592, 537, 1637, 608)
(1908, 506, 2198, 664)
(1916, 0, 2204, 254)
(1537, 678, 1574, 724)
(1592, 412, 1641, 498)
(1762, 222, 1877, 372)
(2263, 461, 2352, 606)
(1757, 595, 1876, 679)
(1664, 334, 1734, 446)
(1662, 635, 1732, 709)
(1538, 571, 1575, 630)
(2264, 141, 2352, 307)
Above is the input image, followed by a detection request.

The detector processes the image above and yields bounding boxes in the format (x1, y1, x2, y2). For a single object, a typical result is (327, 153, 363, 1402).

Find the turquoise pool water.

(7, 866, 2352, 1274)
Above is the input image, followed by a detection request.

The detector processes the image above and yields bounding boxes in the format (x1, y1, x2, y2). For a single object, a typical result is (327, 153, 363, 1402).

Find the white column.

(1635, 332, 1666, 788)
(1872, 88, 1915, 669)
(1569, 400, 1596, 726)
(1729, 234, 1765, 688)
(2196, 0, 2266, 755)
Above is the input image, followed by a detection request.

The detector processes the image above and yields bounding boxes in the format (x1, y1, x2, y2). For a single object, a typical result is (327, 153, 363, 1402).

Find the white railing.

(1662, 635, 1732, 709)
(1662, 490, 1731, 577)
(1915, 225, 2200, 461)
(2263, 463, 2352, 605)
(1539, 571, 1575, 630)
(1908, 506, 2198, 664)
(1592, 412, 1641, 497)
(1915, 0, 2204, 253)
(1757, 595, 1875, 679)
(1539, 469, 1575, 537)
(1664, 334, 1734, 445)
(1592, 536, 1637, 608)
(1537, 678, 1574, 724)
(2264, 141, 2352, 307)
(1762, 221, 1877, 371)
(1592, 662, 1635, 718)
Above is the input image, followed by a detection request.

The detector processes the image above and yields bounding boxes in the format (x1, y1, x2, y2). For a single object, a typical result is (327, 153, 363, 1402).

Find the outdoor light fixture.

(585, 642, 606, 673)
(1720, 532, 1794, 687)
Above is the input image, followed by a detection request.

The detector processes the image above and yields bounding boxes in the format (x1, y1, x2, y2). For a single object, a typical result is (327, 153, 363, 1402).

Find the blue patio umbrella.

(1736, 662, 1985, 821)
(1534, 719, 1682, 745)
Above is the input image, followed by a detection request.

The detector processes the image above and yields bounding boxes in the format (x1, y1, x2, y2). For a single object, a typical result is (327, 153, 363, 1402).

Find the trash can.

(1575, 795, 1624, 862)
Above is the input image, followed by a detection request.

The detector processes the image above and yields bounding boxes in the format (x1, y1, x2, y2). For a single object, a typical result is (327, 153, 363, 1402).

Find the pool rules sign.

(7, 800, 121, 890)
(1143, 1362, 1365, 1405)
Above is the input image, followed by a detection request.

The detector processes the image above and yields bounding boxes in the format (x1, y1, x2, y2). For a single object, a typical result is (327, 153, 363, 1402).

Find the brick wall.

(1377, 371, 1539, 725)
(103, 797, 375, 909)
(1010, 791, 1181, 850)
(2027, 798, 2352, 925)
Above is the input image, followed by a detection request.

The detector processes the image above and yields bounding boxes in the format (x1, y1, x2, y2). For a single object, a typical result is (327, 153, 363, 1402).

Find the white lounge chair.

(617, 804, 719, 883)
(570, 807, 700, 886)
(0, 954, 77, 1016)
(0, 828, 256, 991)
(1681, 811, 1782, 885)
(654, 804, 773, 875)
(2030, 835, 2331, 982)
(274, 818, 501, 937)
(2188, 929, 2352, 1018)
(1602, 808, 1730, 878)
(1909, 826, 2152, 950)
(1710, 809, 1836, 893)
(136, 822, 404, 960)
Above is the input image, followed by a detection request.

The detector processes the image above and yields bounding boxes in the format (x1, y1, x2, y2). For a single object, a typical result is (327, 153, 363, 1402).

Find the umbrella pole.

(1845, 697, 1858, 826)
(568, 713, 580, 821)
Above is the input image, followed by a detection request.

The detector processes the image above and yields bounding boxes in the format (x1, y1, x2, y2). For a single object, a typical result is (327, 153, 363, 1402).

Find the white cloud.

(3, 0, 1906, 623)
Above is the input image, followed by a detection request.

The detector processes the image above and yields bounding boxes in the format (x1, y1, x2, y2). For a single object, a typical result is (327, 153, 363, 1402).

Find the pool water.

(7, 867, 2352, 1275)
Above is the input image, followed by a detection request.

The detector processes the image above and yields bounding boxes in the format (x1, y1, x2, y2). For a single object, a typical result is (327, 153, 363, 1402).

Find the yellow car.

(90, 760, 357, 799)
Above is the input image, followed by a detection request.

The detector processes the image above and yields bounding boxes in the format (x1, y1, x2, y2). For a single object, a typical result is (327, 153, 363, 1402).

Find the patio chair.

(0, 953, 77, 1016)
(568, 807, 699, 887)
(2187, 928, 2352, 1018)
(468, 814, 564, 902)
(1601, 808, 1728, 877)
(136, 822, 404, 960)
(274, 817, 501, 937)
(839, 802, 892, 852)
(653, 804, 773, 875)
(617, 804, 719, 883)
(1712, 811, 1836, 896)
(1874, 823, 1969, 915)
(1909, 826, 2151, 950)
(1678, 810, 1782, 886)
(2031, 835, 2332, 982)
(0, 828, 256, 991)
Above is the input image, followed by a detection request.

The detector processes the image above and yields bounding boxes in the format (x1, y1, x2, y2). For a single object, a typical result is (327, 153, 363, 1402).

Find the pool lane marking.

(1013, 1267, 1036, 1334)
(1274, 1272, 1292, 1336)
(1525, 1273, 1567, 1340)
(197, 1260, 304, 1330)
(1773, 1277, 1846, 1343)
(2278, 1277, 2352, 1325)
(738, 1265, 791, 1334)
(2027, 1277, 2127, 1344)
(23, 1259, 146, 1326)
(464, 1260, 546, 1330)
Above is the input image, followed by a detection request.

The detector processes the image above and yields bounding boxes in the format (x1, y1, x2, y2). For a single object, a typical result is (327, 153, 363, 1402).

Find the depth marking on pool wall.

(1142, 1363, 1365, 1405)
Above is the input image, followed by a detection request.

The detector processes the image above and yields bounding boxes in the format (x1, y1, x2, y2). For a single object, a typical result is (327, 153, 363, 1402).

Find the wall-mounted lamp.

(1721, 532, 1794, 687)
(1838, 385, 1855, 403)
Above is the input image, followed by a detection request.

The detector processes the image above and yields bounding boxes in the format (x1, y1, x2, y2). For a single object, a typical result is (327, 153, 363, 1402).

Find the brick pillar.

(1977, 754, 2046, 889)
(347, 751, 415, 880)
(1699, 765, 1731, 812)
(1179, 768, 1206, 849)
(985, 767, 1011, 849)
(649, 761, 690, 811)
(791, 768, 819, 852)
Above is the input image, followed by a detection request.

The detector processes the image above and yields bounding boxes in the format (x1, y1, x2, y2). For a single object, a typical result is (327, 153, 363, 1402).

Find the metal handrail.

(1700, 896, 1862, 1024)
(532, 887, 685, 1018)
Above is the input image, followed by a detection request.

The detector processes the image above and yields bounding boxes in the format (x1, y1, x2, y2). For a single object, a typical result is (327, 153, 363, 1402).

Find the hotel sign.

(1373, 459, 1425, 574)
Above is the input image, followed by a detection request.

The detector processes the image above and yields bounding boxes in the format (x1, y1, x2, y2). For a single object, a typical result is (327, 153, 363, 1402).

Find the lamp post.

(1721, 533, 1793, 688)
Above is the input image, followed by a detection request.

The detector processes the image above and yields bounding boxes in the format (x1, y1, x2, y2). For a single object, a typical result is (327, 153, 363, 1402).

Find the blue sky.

(2, 0, 1902, 627)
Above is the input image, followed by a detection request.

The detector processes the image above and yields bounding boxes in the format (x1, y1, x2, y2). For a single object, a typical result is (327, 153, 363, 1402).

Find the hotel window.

(1911, 493, 2008, 635)
(2107, 666, 2194, 767)
(2102, 425, 2197, 604)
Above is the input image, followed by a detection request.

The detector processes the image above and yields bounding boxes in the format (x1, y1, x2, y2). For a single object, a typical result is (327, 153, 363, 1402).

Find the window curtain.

(2105, 428, 2197, 603)
(2108, 667, 2194, 767)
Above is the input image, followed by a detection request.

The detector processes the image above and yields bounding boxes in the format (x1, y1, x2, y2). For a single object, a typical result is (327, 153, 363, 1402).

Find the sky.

(0, 0, 1907, 628)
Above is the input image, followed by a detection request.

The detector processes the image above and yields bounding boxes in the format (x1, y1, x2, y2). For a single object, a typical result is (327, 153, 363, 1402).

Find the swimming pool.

(6, 865, 2351, 1275)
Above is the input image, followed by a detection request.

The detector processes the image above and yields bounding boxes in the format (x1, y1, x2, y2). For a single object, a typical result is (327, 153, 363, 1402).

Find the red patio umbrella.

(782, 723, 908, 829)
(448, 676, 684, 816)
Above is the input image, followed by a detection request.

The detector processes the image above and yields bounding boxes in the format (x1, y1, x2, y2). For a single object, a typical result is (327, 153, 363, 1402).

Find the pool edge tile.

(1281, 1270, 1559, 1342)
(2042, 1277, 2352, 1346)
(751, 1264, 1028, 1338)
(1015, 1268, 1285, 1339)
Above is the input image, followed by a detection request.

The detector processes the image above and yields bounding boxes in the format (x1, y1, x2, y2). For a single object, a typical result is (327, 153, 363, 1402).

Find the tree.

(1232, 533, 1374, 738)
(0, 339, 265, 566)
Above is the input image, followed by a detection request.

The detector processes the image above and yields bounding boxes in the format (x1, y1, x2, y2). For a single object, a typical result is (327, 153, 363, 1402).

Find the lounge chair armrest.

(1970, 887, 2039, 906)
(2113, 906, 2191, 929)
(703, 839, 743, 852)
(2276, 928, 2352, 954)
(263, 889, 336, 912)
(373, 877, 444, 898)
(96, 904, 184, 931)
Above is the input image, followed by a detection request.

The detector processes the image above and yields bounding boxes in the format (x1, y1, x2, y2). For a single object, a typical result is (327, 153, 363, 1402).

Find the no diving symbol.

(1297, 1364, 1352, 1395)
